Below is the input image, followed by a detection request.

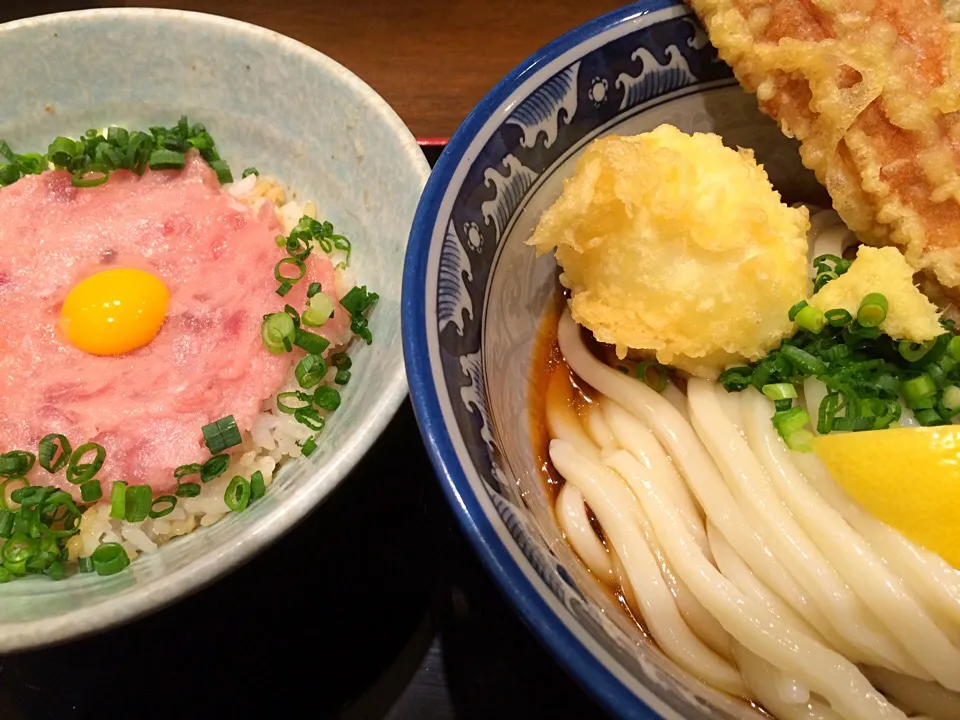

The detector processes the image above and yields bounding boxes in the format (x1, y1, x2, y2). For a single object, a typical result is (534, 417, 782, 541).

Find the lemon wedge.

(814, 427, 960, 567)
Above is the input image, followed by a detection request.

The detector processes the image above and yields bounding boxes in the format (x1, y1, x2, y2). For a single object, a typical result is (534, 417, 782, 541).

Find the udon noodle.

(540, 213, 960, 719)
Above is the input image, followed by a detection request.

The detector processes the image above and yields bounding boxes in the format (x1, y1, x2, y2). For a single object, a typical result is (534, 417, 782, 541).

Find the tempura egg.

(60, 268, 170, 355)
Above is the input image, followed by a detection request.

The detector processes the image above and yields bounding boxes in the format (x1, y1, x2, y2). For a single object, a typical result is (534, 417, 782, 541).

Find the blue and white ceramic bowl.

(404, 2, 823, 717)
(0, 8, 427, 650)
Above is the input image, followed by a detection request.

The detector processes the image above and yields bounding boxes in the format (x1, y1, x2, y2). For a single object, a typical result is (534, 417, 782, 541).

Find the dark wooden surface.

(4, 0, 624, 139)
(0, 4, 619, 719)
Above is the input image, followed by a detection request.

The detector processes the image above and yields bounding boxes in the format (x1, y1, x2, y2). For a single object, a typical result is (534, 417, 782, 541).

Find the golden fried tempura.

(688, 0, 960, 299)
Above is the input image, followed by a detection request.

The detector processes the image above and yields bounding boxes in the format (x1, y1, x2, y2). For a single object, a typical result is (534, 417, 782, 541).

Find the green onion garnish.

(91, 543, 130, 576)
(283, 304, 301, 328)
(38, 434, 71, 473)
(174, 463, 202, 479)
(301, 437, 318, 457)
(335, 369, 351, 386)
(261, 312, 296, 354)
(762, 383, 797, 401)
(66, 442, 105, 485)
(302, 293, 334, 328)
(80, 479, 102, 503)
(307, 282, 322, 298)
(788, 300, 808, 322)
(0, 510, 13, 539)
(250, 471, 266, 501)
(635, 361, 669, 392)
(943, 386, 960, 413)
(902, 374, 936, 400)
(109, 481, 127, 520)
(780, 345, 826, 375)
(201, 454, 230, 483)
(78, 556, 94, 573)
(772, 406, 813, 451)
(340, 286, 379, 344)
(824, 309, 853, 327)
(276, 391, 312, 415)
(208, 160, 233, 184)
(201, 415, 242, 454)
(294, 407, 325, 431)
(71, 167, 109, 188)
(224, 476, 251, 512)
(331, 352, 352, 370)
(0, 450, 35, 478)
(857, 293, 888, 328)
(149, 495, 177, 519)
(275, 258, 306, 285)
(124, 485, 152, 523)
(314, 386, 341, 412)
(899, 340, 935, 363)
(293, 328, 330, 355)
(148, 149, 186, 171)
(295, 354, 327, 389)
(794, 305, 826, 334)
(241, 167, 259, 178)
(176, 482, 201, 498)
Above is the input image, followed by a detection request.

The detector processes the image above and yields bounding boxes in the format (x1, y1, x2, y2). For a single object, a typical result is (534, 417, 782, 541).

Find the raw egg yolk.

(60, 268, 170, 355)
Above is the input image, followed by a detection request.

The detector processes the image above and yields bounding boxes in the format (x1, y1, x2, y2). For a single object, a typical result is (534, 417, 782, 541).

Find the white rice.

(66, 175, 352, 563)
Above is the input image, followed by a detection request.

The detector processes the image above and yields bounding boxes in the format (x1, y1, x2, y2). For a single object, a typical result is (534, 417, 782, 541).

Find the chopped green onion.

(294, 407, 325, 431)
(301, 437, 318, 457)
(276, 281, 294, 297)
(241, 167, 259, 178)
(38, 434, 71, 473)
(125, 485, 152, 523)
(824, 309, 853, 327)
(46, 562, 65, 581)
(899, 340, 935, 363)
(331, 352, 352, 370)
(276, 391, 312, 414)
(915, 408, 947, 426)
(274, 258, 306, 284)
(780, 345, 826, 375)
(293, 328, 330, 355)
(80, 479, 102, 503)
(66, 442, 105, 484)
(857, 293, 888, 328)
(314, 386, 341, 412)
(718, 366, 753, 392)
(295, 354, 327, 389)
(772, 406, 813, 451)
(261, 312, 296, 354)
(149, 495, 177, 519)
(224, 476, 251, 512)
(335, 369, 351, 386)
(306, 282, 322, 298)
(176, 482, 201, 498)
(0, 450, 35, 478)
(943, 386, 960, 413)
(788, 300, 808, 322)
(302, 293, 334, 328)
(148, 148, 186, 170)
(902, 374, 936, 400)
(201, 454, 230, 483)
(208, 159, 233, 184)
(635, 361, 669, 392)
(78, 556, 94, 573)
(0, 477, 27, 510)
(0, 510, 13, 539)
(340, 286, 379, 316)
(91, 543, 130, 576)
(71, 167, 109, 188)
(762, 383, 798, 401)
(947, 335, 960, 362)
(249, 471, 266, 501)
(109, 481, 127, 519)
(201, 415, 242, 454)
(174, 463, 202, 479)
(795, 305, 826, 334)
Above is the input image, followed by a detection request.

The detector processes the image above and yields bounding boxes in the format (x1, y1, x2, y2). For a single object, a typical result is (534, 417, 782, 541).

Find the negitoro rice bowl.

(0, 117, 379, 581)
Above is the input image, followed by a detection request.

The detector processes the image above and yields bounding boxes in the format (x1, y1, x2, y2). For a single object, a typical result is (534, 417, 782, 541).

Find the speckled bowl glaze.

(404, 2, 822, 718)
(0, 8, 428, 650)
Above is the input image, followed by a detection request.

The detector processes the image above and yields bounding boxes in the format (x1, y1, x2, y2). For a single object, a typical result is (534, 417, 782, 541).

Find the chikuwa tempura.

(528, 124, 960, 720)
(0, 118, 378, 581)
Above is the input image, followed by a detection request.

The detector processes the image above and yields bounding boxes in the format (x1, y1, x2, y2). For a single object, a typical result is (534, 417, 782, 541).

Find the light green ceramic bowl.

(0, 8, 428, 650)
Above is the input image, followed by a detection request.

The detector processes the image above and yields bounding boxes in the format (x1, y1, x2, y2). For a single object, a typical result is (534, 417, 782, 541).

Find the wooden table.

(5, 0, 624, 139)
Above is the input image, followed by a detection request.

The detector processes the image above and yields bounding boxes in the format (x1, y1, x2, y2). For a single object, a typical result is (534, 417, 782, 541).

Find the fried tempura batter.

(687, 0, 960, 297)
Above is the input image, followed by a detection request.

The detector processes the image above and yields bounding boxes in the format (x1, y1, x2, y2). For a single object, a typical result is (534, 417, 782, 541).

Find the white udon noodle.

(544, 214, 960, 719)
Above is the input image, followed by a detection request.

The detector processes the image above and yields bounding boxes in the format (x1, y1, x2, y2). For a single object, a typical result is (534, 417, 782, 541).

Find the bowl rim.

(0, 6, 428, 651)
(403, 2, 683, 718)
